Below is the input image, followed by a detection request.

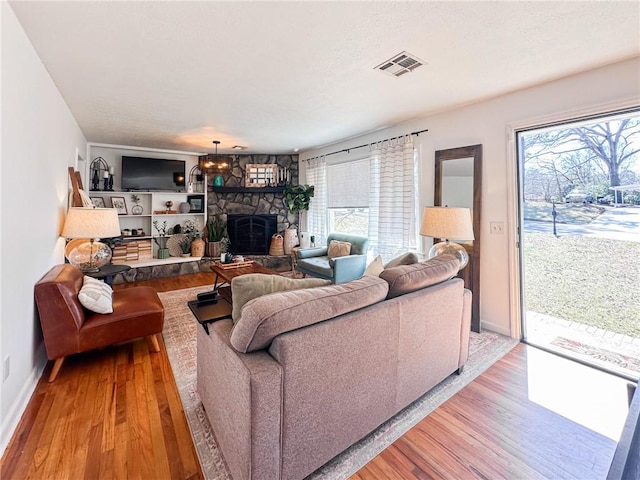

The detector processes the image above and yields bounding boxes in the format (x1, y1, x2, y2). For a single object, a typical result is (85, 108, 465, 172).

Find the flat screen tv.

(121, 156, 186, 191)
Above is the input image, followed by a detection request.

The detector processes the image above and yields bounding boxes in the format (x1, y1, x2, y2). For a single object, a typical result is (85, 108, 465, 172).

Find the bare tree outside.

(522, 118, 640, 203)
(519, 112, 640, 377)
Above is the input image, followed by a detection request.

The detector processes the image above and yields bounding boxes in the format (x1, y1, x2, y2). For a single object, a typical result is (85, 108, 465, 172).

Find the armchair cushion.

(230, 274, 331, 322)
(78, 276, 113, 314)
(328, 240, 351, 259)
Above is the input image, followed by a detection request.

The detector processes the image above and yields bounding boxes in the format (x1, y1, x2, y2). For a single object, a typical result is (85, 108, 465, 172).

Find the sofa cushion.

(230, 276, 389, 353)
(364, 255, 384, 277)
(231, 274, 331, 322)
(78, 275, 113, 314)
(384, 251, 419, 269)
(379, 254, 459, 299)
(328, 240, 352, 259)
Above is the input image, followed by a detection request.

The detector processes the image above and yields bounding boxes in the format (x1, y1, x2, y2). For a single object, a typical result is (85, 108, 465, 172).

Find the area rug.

(159, 287, 518, 479)
(551, 336, 640, 373)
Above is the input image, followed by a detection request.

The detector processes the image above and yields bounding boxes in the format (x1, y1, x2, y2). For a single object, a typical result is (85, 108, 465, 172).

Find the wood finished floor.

(2, 272, 629, 479)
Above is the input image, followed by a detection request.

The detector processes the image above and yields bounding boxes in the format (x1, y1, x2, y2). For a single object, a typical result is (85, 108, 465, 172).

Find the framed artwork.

(187, 195, 204, 213)
(110, 196, 128, 215)
(90, 197, 106, 208)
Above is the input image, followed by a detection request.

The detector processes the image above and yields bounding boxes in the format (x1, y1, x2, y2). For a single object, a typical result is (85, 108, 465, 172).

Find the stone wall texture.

(208, 154, 299, 233)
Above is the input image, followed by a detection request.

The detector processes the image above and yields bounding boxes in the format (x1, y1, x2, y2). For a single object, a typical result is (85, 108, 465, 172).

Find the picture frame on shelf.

(187, 195, 204, 213)
(90, 197, 106, 208)
(111, 196, 128, 215)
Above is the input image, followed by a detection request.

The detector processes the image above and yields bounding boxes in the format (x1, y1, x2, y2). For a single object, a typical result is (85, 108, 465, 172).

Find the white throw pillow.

(78, 275, 113, 314)
(364, 255, 384, 277)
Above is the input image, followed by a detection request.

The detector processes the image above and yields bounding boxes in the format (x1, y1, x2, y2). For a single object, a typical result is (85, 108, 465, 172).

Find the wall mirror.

(435, 144, 482, 332)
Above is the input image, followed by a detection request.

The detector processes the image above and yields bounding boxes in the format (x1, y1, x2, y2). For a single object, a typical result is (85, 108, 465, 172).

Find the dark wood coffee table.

(189, 261, 279, 334)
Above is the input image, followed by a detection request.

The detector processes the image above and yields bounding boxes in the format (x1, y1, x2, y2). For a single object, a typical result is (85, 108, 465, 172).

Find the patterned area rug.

(159, 287, 518, 479)
(551, 336, 640, 373)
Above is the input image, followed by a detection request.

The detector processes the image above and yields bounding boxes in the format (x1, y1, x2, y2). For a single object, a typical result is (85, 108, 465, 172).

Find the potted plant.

(153, 220, 170, 259)
(179, 236, 192, 257)
(283, 184, 315, 214)
(205, 217, 226, 258)
(130, 194, 143, 215)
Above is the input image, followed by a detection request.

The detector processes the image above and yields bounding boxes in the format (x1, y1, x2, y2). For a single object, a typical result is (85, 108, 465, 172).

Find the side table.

(85, 264, 131, 287)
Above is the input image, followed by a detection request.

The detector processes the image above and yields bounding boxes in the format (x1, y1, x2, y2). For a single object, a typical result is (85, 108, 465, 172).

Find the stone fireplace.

(227, 214, 277, 255)
(207, 154, 299, 233)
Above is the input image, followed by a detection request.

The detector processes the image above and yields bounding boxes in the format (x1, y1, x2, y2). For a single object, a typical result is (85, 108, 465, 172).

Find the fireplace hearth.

(227, 214, 277, 255)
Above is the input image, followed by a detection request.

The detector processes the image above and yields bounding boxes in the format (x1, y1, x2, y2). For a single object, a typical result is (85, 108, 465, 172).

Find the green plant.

(206, 217, 226, 242)
(179, 236, 192, 254)
(153, 220, 167, 236)
(283, 184, 314, 214)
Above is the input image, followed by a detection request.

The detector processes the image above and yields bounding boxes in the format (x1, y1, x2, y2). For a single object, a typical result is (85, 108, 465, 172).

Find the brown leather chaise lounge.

(34, 264, 165, 382)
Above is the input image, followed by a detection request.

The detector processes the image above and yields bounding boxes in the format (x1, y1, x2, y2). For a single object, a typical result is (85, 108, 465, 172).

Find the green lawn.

(523, 233, 640, 337)
(523, 201, 604, 224)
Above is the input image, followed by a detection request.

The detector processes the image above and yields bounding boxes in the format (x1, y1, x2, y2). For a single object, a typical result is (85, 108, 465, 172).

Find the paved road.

(523, 205, 640, 242)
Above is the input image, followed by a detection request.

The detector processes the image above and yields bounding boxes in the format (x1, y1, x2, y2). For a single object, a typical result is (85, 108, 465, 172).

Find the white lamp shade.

(62, 207, 121, 239)
(420, 206, 475, 241)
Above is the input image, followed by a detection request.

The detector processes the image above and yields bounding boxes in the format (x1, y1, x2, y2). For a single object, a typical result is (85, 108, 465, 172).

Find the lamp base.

(66, 240, 112, 272)
(427, 240, 468, 270)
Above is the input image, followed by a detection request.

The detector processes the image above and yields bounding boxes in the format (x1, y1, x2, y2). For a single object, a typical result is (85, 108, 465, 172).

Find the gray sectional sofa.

(197, 254, 471, 480)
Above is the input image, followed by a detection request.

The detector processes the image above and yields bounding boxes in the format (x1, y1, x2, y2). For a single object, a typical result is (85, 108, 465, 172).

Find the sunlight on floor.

(526, 346, 630, 441)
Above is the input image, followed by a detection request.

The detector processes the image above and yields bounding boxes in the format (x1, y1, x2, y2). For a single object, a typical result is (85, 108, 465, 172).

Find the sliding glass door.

(517, 109, 640, 380)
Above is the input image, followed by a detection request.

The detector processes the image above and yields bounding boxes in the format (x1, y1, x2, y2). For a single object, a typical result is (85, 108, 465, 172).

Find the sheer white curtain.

(305, 156, 328, 245)
(368, 136, 416, 261)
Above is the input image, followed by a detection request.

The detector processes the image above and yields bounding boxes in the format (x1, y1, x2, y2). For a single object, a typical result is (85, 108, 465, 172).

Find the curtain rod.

(303, 128, 428, 162)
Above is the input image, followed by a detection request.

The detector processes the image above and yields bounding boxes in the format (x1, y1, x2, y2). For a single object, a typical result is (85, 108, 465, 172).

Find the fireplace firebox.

(227, 214, 277, 255)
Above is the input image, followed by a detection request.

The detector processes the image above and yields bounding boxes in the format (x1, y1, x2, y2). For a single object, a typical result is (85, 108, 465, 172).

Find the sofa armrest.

(197, 320, 282, 480)
(331, 254, 368, 284)
(296, 246, 328, 259)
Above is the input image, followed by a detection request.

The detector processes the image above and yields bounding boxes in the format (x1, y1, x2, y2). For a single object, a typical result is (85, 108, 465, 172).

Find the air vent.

(375, 51, 425, 77)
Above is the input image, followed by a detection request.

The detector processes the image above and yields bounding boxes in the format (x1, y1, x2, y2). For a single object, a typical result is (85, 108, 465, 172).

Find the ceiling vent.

(375, 51, 425, 77)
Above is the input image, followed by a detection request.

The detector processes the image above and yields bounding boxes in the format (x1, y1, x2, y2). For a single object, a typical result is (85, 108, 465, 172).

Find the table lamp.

(420, 206, 475, 270)
(62, 207, 121, 272)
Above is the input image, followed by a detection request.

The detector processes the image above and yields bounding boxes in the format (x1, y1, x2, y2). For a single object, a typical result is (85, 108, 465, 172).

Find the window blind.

(327, 158, 370, 208)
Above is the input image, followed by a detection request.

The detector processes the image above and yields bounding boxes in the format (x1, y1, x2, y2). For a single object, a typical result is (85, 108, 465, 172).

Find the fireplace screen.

(227, 214, 278, 255)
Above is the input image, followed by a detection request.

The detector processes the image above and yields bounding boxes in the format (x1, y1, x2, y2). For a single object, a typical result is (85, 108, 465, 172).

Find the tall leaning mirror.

(434, 144, 482, 332)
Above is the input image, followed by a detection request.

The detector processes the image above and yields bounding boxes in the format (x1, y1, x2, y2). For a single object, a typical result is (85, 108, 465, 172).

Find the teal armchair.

(295, 233, 369, 284)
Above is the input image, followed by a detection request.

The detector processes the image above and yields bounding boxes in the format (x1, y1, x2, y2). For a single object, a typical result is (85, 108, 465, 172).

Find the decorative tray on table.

(214, 260, 255, 269)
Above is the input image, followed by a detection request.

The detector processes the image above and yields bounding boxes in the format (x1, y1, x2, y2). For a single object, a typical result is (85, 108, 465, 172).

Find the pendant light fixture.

(198, 140, 232, 174)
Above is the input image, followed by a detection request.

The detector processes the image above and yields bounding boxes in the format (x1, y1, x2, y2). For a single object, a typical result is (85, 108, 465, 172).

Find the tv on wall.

(121, 156, 186, 191)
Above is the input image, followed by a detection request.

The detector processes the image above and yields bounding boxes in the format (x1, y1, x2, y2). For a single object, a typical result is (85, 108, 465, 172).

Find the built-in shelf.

(211, 186, 286, 194)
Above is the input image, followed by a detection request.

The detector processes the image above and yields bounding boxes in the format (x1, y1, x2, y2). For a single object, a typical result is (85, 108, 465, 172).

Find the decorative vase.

(299, 232, 311, 249)
(157, 248, 170, 259)
(178, 202, 191, 214)
(132, 204, 143, 215)
(206, 241, 221, 258)
(213, 175, 224, 187)
(283, 227, 298, 254)
(191, 236, 205, 257)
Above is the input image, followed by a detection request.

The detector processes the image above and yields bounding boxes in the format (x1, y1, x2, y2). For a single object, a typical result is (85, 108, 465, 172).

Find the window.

(326, 158, 370, 238)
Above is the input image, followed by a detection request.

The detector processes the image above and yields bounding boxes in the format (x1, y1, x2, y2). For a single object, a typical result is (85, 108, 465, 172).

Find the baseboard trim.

(481, 320, 513, 337)
(0, 355, 47, 456)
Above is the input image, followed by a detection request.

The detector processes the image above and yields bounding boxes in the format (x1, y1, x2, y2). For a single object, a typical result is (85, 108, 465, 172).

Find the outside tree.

(522, 117, 640, 201)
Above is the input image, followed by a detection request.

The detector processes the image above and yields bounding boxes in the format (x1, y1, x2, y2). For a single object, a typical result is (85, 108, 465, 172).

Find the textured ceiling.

(9, 1, 640, 155)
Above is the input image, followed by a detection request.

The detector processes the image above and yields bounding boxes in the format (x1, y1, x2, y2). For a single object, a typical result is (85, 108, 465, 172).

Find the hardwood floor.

(2, 271, 630, 480)
(352, 343, 629, 480)
(0, 273, 212, 480)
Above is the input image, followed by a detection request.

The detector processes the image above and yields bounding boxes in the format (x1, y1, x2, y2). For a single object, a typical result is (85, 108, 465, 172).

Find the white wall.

(300, 57, 640, 336)
(1, 3, 87, 454)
